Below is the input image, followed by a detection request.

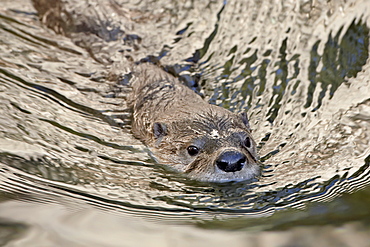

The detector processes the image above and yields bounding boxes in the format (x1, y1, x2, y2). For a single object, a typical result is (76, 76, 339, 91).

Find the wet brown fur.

(129, 63, 260, 182)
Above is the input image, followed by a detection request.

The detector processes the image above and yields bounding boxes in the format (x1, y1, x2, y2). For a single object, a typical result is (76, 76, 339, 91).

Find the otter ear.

(240, 112, 251, 132)
(153, 122, 167, 139)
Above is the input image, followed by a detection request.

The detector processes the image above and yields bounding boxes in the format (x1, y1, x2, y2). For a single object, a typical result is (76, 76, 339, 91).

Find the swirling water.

(0, 0, 370, 246)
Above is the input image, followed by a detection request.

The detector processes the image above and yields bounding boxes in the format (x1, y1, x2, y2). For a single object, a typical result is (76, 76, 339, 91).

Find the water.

(0, 0, 370, 246)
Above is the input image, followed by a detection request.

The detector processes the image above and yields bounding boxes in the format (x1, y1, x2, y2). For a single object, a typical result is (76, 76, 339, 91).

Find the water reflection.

(306, 20, 369, 110)
(0, 1, 370, 244)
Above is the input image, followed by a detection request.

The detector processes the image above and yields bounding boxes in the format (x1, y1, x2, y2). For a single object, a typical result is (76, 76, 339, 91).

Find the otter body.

(130, 63, 260, 182)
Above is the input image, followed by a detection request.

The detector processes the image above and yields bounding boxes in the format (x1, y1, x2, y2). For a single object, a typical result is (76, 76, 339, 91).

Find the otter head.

(150, 109, 260, 183)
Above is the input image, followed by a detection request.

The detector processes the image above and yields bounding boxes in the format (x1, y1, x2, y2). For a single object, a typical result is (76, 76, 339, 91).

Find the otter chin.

(129, 63, 260, 183)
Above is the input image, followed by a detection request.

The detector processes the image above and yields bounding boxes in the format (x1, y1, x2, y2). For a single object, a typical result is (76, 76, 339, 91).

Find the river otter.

(28, 0, 260, 182)
(129, 63, 260, 182)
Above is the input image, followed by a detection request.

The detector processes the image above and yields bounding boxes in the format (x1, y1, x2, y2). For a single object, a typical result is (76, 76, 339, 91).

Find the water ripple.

(0, 0, 369, 230)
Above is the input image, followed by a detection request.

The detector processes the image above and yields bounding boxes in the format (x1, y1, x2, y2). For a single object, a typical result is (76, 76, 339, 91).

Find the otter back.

(130, 63, 260, 182)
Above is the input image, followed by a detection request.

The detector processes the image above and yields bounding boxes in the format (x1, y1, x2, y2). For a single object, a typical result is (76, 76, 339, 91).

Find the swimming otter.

(29, 0, 260, 183)
(130, 63, 260, 182)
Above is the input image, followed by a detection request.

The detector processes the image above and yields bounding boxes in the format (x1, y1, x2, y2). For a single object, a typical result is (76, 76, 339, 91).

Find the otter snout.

(215, 150, 246, 172)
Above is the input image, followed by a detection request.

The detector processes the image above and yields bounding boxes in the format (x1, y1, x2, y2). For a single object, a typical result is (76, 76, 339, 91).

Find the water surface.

(0, 0, 370, 246)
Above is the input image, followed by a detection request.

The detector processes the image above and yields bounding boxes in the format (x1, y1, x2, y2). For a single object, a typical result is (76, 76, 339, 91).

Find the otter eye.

(244, 137, 251, 148)
(187, 145, 199, 156)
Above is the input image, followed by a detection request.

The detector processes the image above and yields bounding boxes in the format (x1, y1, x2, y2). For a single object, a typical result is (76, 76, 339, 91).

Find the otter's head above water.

(130, 63, 260, 183)
(147, 107, 260, 182)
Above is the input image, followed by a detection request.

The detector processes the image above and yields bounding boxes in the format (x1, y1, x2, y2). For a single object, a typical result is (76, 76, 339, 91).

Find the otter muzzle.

(215, 150, 246, 172)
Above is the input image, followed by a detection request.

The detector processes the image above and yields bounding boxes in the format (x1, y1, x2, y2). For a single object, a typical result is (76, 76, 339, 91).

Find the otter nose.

(215, 151, 246, 172)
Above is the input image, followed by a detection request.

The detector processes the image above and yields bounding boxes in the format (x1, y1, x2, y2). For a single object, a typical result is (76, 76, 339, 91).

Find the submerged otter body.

(130, 63, 260, 182)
